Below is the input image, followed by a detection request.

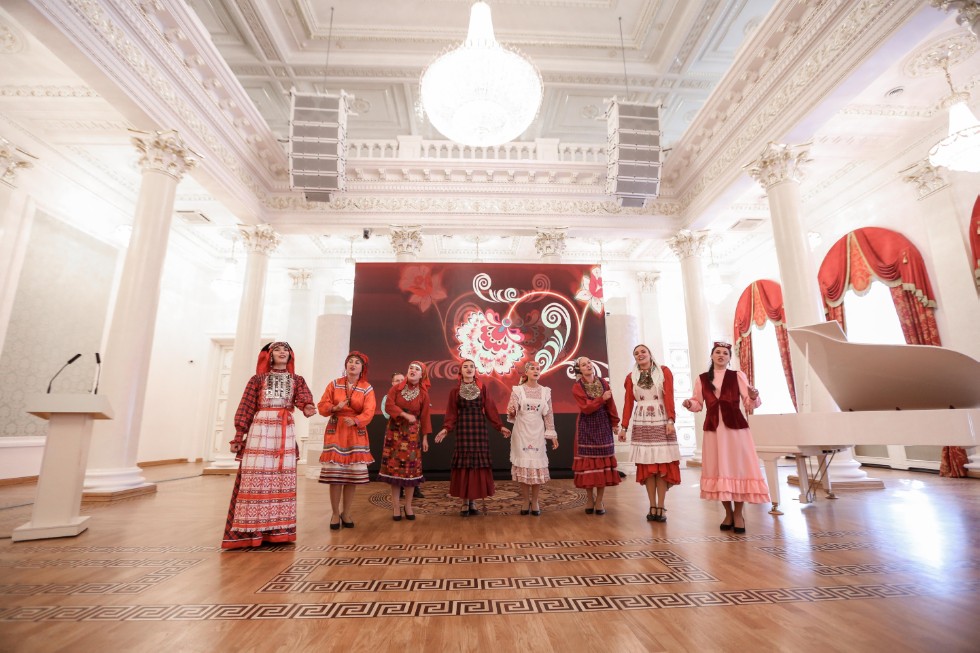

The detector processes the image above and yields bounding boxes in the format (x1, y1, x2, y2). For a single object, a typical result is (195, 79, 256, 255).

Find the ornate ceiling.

(0, 0, 977, 275)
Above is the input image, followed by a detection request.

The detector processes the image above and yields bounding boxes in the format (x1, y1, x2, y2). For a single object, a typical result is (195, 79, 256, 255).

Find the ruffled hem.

(512, 466, 551, 485)
(629, 445, 681, 465)
(449, 467, 495, 500)
(572, 455, 620, 488)
(700, 477, 770, 504)
(636, 462, 680, 486)
(377, 474, 425, 487)
(221, 529, 296, 550)
(319, 451, 374, 465)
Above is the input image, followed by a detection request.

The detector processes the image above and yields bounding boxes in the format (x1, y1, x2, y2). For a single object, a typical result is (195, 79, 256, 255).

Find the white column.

(286, 268, 315, 464)
(535, 228, 567, 263)
(84, 130, 198, 495)
(0, 138, 37, 353)
(605, 296, 639, 474)
(205, 224, 281, 473)
(746, 142, 880, 488)
(637, 271, 666, 364)
(668, 230, 711, 466)
(390, 225, 423, 262)
(901, 162, 980, 359)
(304, 291, 353, 476)
(902, 162, 980, 477)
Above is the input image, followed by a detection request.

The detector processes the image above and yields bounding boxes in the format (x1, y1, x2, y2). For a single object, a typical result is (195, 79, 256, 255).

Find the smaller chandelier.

(420, 2, 543, 147)
(928, 55, 980, 173)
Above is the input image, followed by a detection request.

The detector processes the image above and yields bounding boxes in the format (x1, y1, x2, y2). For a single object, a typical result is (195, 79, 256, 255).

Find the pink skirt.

(700, 424, 770, 503)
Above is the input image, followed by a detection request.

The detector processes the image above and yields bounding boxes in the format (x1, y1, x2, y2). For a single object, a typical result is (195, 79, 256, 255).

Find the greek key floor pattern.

(3, 582, 976, 622)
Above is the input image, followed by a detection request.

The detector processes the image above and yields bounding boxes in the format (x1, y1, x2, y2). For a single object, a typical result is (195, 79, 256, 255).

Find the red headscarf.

(397, 360, 431, 393)
(256, 341, 295, 375)
(344, 350, 370, 382)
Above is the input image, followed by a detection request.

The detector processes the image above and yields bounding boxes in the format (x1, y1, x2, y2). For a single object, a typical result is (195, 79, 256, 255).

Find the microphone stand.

(47, 354, 81, 394)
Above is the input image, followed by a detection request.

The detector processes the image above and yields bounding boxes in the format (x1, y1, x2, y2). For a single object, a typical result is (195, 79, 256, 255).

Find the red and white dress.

(222, 371, 313, 549)
(622, 366, 680, 486)
(686, 369, 769, 503)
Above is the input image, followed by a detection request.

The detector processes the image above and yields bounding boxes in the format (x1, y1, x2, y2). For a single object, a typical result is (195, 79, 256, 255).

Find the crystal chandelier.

(419, 2, 543, 147)
(928, 56, 980, 173)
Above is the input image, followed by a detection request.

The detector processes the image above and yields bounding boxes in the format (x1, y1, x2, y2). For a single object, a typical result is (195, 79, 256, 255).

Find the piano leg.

(817, 453, 838, 499)
(757, 452, 784, 515)
(795, 456, 812, 504)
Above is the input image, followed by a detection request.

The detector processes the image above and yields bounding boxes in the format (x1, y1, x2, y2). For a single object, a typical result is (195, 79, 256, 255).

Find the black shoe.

(657, 507, 667, 523)
(646, 507, 657, 522)
(720, 517, 734, 531)
(733, 517, 745, 534)
(467, 502, 480, 516)
(520, 503, 530, 516)
(329, 521, 341, 531)
(530, 504, 541, 517)
(404, 508, 416, 521)
(595, 502, 606, 515)
(414, 488, 426, 499)
(340, 514, 354, 529)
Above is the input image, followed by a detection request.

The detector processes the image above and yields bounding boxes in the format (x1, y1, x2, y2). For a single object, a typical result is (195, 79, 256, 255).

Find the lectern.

(13, 395, 113, 542)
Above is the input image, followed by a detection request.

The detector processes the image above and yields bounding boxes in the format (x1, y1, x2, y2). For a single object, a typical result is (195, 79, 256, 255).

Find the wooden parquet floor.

(0, 463, 977, 652)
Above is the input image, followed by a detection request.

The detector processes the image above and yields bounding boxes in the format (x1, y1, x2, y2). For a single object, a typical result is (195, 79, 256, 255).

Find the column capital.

(240, 224, 281, 255)
(0, 137, 37, 188)
(745, 141, 812, 190)
(901, 159, 951, 199)
(288, 268, 312, 290)
(534, 227, 567, 259)
(389, 225, 423, 257)
(667, 229, 710, 259)
(130, 129, 198, 180)
(637, 271, 661, 292)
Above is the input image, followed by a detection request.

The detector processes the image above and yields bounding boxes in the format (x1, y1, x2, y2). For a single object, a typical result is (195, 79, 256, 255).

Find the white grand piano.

(749, 322, 979, 514)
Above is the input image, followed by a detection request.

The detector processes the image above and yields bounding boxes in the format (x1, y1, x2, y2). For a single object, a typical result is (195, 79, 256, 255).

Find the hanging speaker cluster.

(605, 100, 662, 208)
(288, 90, 350, 202)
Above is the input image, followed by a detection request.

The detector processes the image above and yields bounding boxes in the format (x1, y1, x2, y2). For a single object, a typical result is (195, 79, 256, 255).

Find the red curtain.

(818, 227, 965, 476)
(733, 280, 797, 411)
(971, 195, 980, 288)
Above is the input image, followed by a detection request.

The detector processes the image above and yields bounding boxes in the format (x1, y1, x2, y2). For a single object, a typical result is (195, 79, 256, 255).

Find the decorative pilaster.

(667, 230, 711, 466)
(534, 227, 567, 263)
(206, 224, 280, 473)
(747, 141, 880, 490)
(389, 225, 423, 261)
(604, 296, 638, 474)
(285, 269, 315, 463)
(0, 138, 37, 354)
(636, 271, 666, 365)
(85, 130, 197, 497)
(901, 161, 980, 360)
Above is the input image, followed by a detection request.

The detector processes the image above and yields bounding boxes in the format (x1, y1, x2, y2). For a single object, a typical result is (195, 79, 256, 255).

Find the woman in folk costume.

(505, 360, 558, 516)
(435, 359, 511, 516)
(378, 361, 432, 521)
(317, 351, 376, 530)
(222, 342, 316, 549)
(619, 344, 679, 523)
(683, 341, 769, 533)
(571, 356, 621, 515)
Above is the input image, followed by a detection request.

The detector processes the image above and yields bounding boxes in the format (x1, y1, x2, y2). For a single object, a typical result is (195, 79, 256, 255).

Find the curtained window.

(817, 227, 967, 477)
(733, 280, 796, 412)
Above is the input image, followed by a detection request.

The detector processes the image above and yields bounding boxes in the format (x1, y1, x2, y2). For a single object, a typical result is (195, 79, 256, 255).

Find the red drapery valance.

(970, 195, 980, 287)
(733, 280, 797, 410)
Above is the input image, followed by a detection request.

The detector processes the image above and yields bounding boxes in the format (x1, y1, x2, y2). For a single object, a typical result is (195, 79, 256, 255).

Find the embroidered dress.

(622, 366, 681, 486)
(507, 384, 557, 485)
(317, 377, 376, 485)
(442, 384, 505, 500)
(688, 369, 770, 503)
(222, 371, 313, 549)
(571, 378, 621, 488)
(378, 384, 432, 487)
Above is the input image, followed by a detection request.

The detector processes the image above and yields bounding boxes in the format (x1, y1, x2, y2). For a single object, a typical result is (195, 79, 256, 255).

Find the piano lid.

(789, 322, 980, 411)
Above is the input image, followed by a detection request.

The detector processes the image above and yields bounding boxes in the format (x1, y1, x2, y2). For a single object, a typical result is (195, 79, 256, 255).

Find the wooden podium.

(12, 395, 113, 542)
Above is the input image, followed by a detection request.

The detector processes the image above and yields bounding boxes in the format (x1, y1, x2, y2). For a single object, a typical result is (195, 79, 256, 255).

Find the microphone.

(47, 353, 81, 394)
(92, 352, 102, 395)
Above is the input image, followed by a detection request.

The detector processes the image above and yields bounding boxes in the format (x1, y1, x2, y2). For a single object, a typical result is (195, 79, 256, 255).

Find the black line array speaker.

(606, 100, 662, 208)
(289, 90, 349, 202)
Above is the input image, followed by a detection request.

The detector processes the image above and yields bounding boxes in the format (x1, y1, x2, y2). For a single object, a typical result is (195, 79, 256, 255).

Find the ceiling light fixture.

(419, 1, 543, 147)
(928, 56, 980, 173)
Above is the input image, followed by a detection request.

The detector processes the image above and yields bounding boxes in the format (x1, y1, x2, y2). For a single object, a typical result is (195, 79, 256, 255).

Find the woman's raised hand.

(602, 390, 613, 401)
